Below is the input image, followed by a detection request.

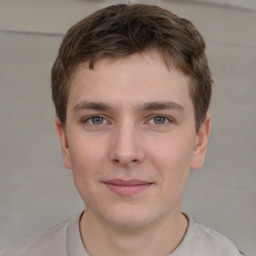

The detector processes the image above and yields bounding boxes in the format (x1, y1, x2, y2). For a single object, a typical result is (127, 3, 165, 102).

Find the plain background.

(0, 1, 255, 255)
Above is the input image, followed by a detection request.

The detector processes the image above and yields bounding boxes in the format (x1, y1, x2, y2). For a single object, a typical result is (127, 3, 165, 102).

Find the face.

(57, 52, 210, 230)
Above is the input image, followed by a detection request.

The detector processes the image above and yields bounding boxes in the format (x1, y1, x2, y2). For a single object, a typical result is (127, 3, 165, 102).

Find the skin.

(56, 52, 211, 256)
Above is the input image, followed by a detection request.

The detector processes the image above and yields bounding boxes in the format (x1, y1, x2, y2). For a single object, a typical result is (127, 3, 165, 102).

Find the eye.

(148, 116, 170, 125)
(85, 116, 107, 125)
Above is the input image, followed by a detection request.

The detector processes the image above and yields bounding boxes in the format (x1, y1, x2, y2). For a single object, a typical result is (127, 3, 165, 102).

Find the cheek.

(149, 137, 193, 191)
(69, 145, 103, 208)
(68, 136, 107, 190)
(69, 134, 105, 168)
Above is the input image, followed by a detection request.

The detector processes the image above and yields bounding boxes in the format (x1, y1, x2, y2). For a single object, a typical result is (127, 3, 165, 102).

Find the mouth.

(102, 179, 153, 196)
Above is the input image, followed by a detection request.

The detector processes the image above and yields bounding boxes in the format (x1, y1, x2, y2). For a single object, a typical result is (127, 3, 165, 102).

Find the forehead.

(68, 52, 193, 110)
(72, 50, 189, 83)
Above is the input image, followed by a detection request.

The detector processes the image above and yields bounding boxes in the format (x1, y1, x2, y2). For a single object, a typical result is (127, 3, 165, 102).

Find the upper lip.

(103, 179, 153, 186)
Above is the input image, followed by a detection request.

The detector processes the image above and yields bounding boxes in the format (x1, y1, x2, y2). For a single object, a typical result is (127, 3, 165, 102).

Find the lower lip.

(104, 183, 152, 196)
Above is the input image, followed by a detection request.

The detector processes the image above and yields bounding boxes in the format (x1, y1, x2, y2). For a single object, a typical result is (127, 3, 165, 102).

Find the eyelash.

(82, 115, 108, 125)
(81, 115, 174, 127)
(147, 115, 173, 126)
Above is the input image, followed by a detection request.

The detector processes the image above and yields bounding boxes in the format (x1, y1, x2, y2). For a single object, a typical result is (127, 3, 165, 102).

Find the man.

(1, 4, 244, 256)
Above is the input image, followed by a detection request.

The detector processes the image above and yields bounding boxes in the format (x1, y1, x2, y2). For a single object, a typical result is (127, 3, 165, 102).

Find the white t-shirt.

(0, 212, 244, 256)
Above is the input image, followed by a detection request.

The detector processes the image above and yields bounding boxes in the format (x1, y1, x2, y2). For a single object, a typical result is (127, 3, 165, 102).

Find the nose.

(109, 122, 145, 166)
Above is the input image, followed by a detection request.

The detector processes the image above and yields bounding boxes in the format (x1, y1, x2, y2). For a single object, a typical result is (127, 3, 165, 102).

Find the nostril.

(112, 158, 139, 165)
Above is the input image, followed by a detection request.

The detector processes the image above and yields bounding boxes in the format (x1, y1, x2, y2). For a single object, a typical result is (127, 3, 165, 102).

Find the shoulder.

(0, 214, 79, 256)
(172, 214, 243, 256)
(188, 215, 243, 255)
(195, 221, 241, 255)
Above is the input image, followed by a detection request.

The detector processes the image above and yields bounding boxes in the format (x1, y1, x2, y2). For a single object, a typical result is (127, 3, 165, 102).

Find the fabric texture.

(0, 212, 243, 256)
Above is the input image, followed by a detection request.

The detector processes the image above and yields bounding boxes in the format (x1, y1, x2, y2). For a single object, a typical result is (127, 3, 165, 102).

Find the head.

(51, 4, 212, 132)
(51, 4, 212, 231)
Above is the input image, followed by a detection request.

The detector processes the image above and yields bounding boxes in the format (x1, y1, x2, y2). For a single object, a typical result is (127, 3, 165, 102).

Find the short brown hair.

(51, 4, 212, 131)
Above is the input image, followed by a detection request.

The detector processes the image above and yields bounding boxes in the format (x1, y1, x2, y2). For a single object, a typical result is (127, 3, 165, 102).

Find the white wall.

(0, 1, 255, 255)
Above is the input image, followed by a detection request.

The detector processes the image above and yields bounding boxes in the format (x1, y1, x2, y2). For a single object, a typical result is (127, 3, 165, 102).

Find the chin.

(101, 204, 158, 230)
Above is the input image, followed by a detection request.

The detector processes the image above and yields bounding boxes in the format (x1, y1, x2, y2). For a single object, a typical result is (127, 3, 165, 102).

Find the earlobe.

(190, 113, 211, 170)
(55, 118, 72, 169)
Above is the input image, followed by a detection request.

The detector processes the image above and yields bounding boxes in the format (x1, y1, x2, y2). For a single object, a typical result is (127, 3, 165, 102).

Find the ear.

(55, 118, 72, 169)
(190, 113, 211, 170)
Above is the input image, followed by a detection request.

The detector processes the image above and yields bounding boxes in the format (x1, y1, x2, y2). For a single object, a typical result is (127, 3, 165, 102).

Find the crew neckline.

(66, 212, 194, 256)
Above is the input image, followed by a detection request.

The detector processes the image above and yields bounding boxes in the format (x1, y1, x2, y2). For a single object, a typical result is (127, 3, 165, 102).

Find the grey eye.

(90, 116, 104, 125)
(153, 116, 167, 124)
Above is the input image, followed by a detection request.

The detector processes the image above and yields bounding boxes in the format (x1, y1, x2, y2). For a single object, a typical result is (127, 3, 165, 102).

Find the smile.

(103, 179, 153, 196)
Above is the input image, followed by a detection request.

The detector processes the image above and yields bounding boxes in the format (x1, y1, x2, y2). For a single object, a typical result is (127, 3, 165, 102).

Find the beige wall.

(183, 0, 256, 10)
(0, 1, 255, 255)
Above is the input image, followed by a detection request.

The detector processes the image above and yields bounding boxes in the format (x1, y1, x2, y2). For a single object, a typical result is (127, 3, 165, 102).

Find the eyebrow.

(138, 101, 185, 113)
(72, 101, 110, 112)
(72, 100, 184, 113)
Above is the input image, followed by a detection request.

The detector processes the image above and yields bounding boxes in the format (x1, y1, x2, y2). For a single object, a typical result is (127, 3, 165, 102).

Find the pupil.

(92, 117, 103, 124)
(154, 116, 165, 124)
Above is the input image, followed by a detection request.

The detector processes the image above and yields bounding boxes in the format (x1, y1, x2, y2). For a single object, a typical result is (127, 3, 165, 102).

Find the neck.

(79, 208, 188, 256)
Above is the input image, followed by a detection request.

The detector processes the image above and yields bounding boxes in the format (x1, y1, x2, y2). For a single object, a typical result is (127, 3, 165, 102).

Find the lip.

(103, 179, 153, 196)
